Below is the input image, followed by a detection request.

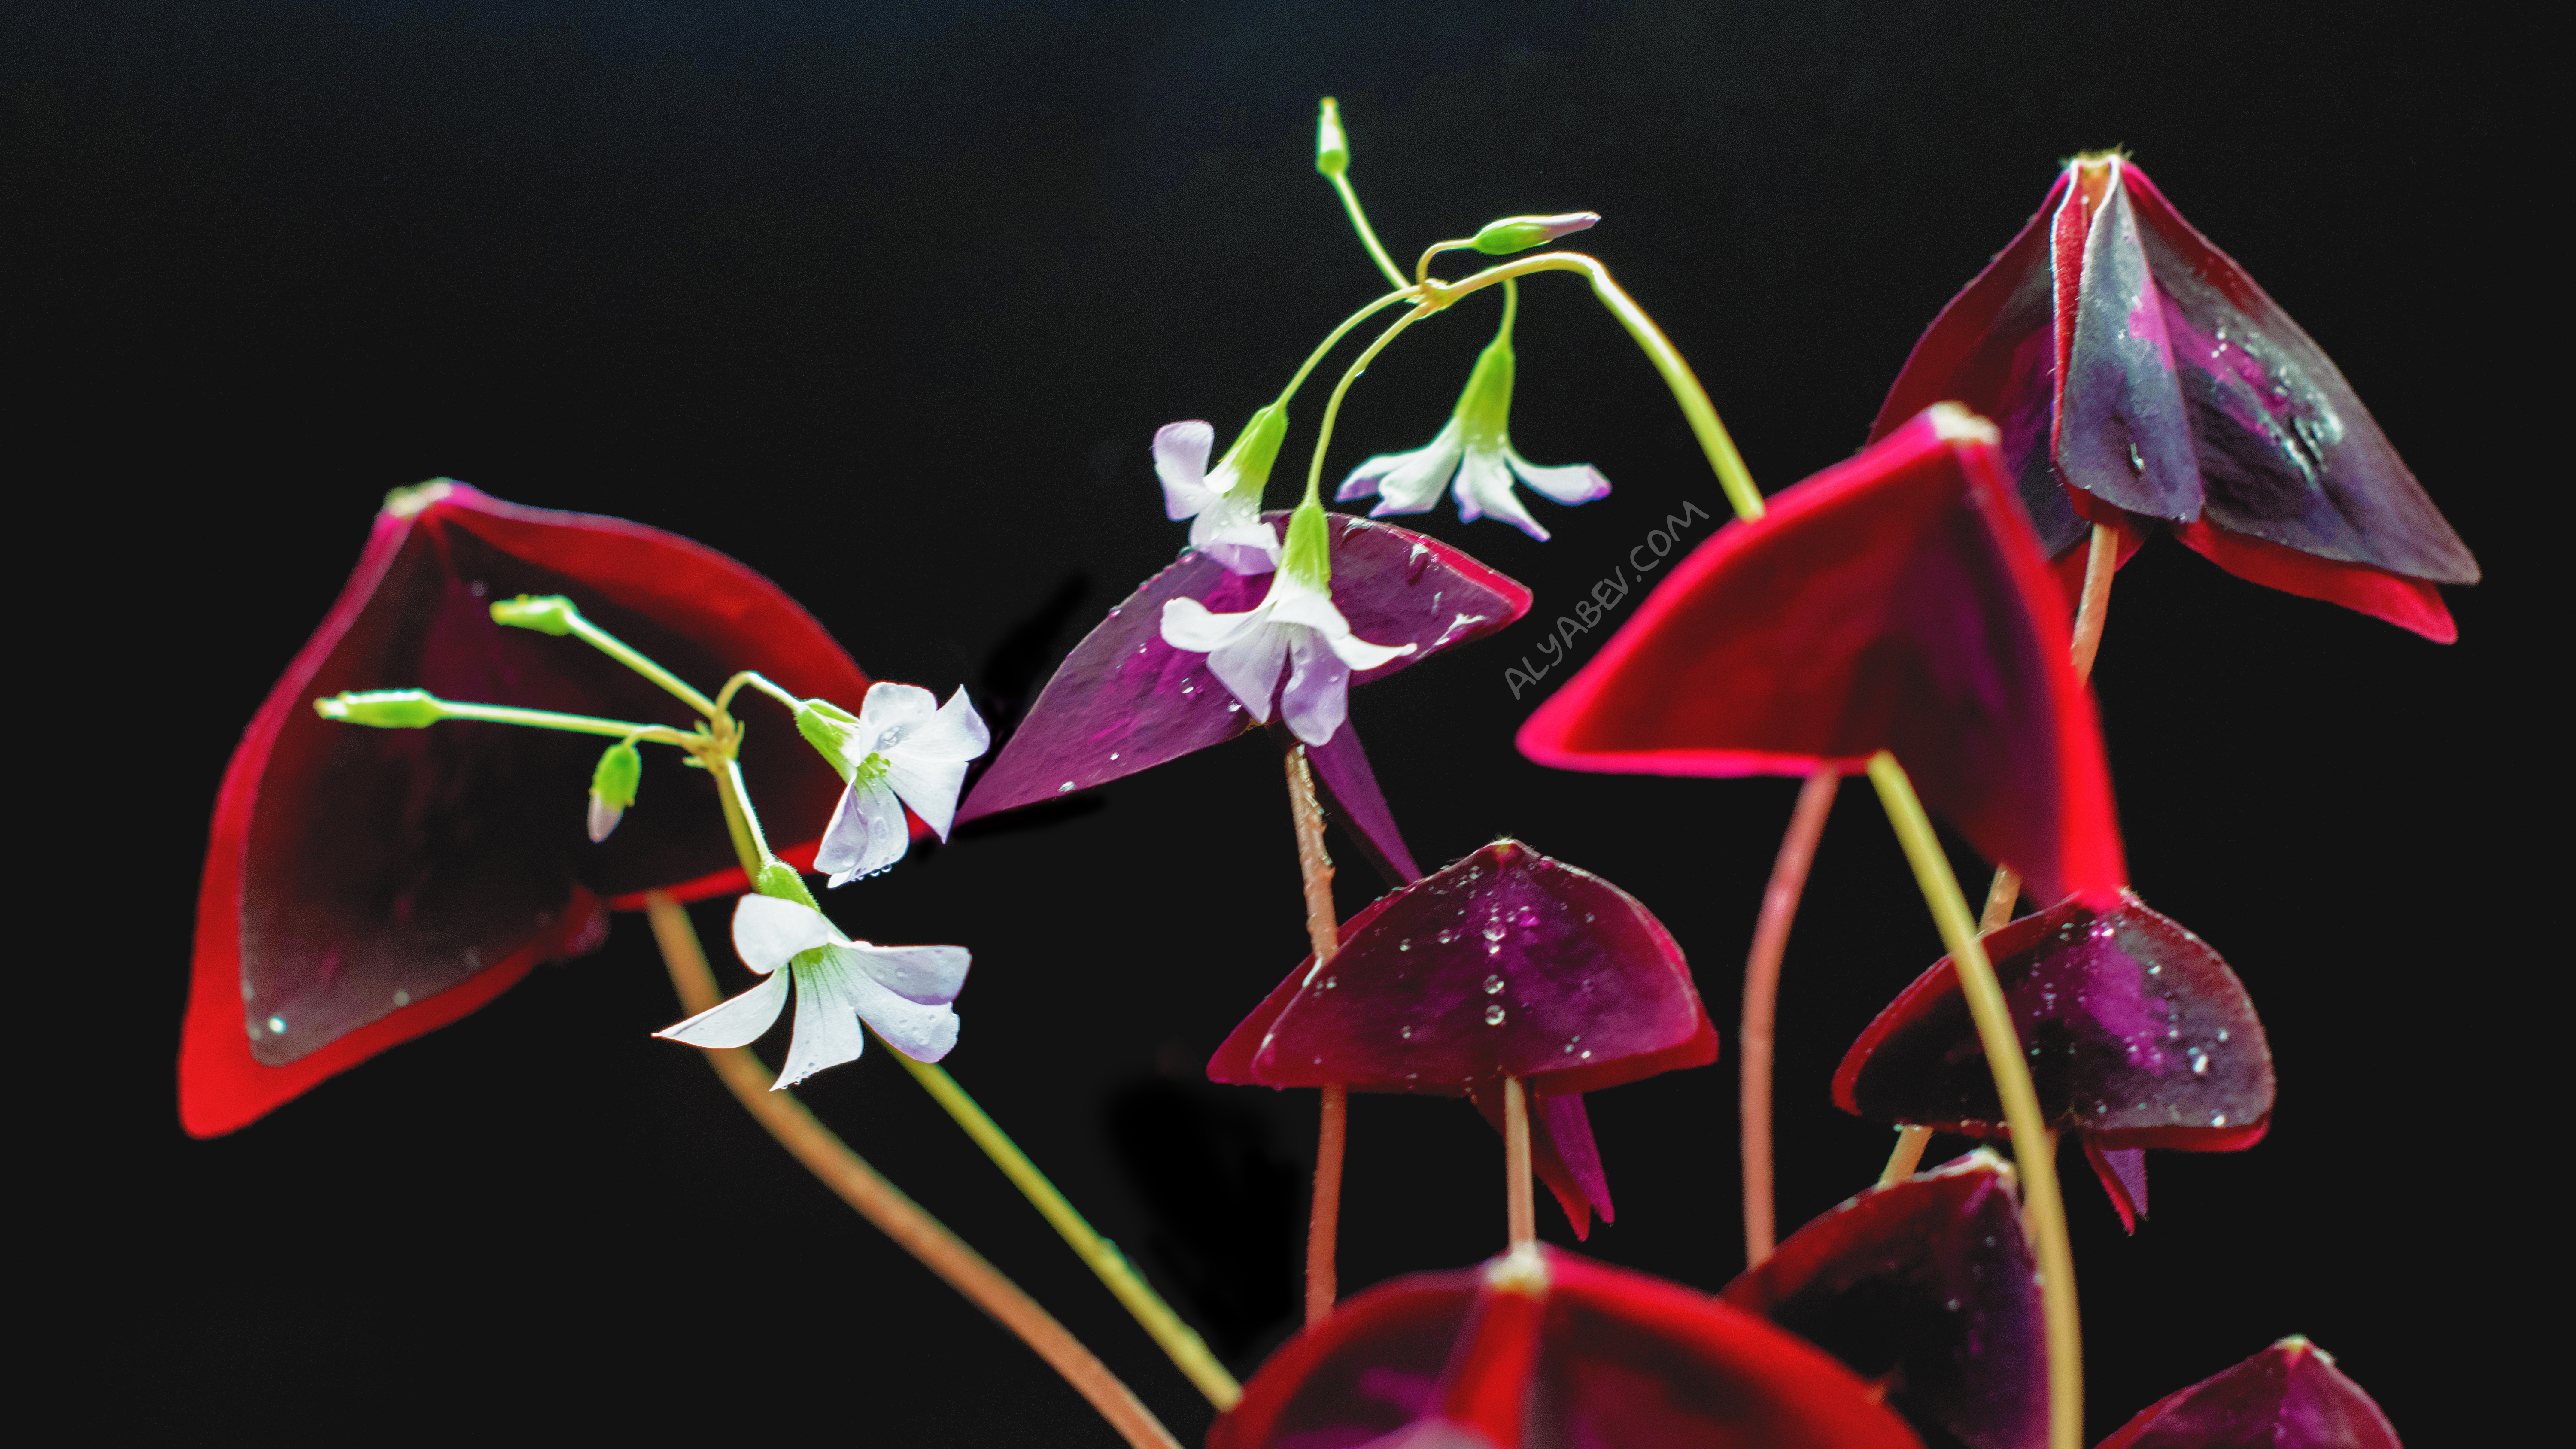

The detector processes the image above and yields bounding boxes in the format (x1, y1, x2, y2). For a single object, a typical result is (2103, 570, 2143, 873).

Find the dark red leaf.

(957, 512, 1529, 829)
(1516, 407, 2126, 907)
(1721, 1151, 2043, 1449)
(2097, 1337, 2403, 1449)
(1833, 891, 2274, 1153)
(1211, 1247, 1923, 1449)
(2084, 1140, 2150, 1234)
(1464, 1082, 1613, 1239)
(182, 482, 869, 1136)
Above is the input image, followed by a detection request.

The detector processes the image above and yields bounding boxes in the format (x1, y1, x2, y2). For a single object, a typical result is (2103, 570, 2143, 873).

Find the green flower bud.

(1279, 501, 1334, 589)
(313, 690, 444, 729)
(1470, 211, 1601, 255)
(490, 594, 581, 636)
(587, 741, 642, 842)
(1314, 96, 1350, 178)
(794, 699, 863, 781)
(1214, 404, 1290, 502)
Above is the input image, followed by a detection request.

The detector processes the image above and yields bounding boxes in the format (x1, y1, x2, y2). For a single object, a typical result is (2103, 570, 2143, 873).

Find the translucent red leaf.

(1210, 1247, 1923, 1449)
(1516, 407, 2126, 907)
(181, 482, 869, 1136)
(957, 512, 1530, 835)
(1833, 891, 2274, 1152)
(1721, 1151, 2044, 1449)
(2098, 1337, 2403, 1449)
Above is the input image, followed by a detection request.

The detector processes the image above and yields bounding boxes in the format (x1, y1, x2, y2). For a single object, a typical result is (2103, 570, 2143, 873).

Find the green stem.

(1865, 752, 2082, 1449)
(699, 725, 1236, 1407)
(716, 669, 808, 718)
(1419, 251, 1765, 524)
(563, 613, 724, 719)
(894, 1055, 1242, 1410)
(1303, 300, 1443, 504)
(428, 699, 702, 744)
(1273, 288, 1418, 413)
(1326, 170, 1407, 291)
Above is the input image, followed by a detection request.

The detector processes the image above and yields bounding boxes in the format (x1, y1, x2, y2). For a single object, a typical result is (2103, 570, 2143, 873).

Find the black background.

(14, 3, 2537, 1443)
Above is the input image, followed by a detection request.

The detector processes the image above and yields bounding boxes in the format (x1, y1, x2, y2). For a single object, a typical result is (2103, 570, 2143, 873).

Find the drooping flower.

(959, 508, 1528, 878)
(795, 682, 991, 885)
(656, 891, 968, 1088)
(1833, 890, 2275, 1232)
(1518, 404, 2127, 908)
(1872, 153, 2477, 640)
(1209, 1244, 1920, 1449)
(1722, 1150, 2044, 1449)
(1160, 507, 1417, 745)
(1156, 409, 1290, 575)
(1338, 286, 1610, 540)
(1209, 840, 1717, 1237)
(181, 481, 872, 1137)
(2098, 1337, 2402, 1449)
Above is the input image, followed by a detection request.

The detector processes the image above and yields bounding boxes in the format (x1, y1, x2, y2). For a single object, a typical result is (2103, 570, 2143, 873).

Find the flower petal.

(1158, 594, 1264, 653)
(848, 943, 972, 1005)
(654, 966, 792, 1050)
(1204, 622, 1293, 725)
(854, 681, 940, 751)
(1363, 422, 1465, 516)
(1504, 447, 1611, 507)
(816, 775, 911, 885)
(888, 686, 993, 762)
(732, 892, 847, 973)
(1454, 450, 1549, 540)
(808, 945, 961, 1064)
(1190, 492, 1282, 576)
(774, 950, 872, 1088)
(1279, 629, 1353, 745)
(1154, 420, 1218, 520)
(1267, 579, 1416, 673)
(880, 755, 970, 841)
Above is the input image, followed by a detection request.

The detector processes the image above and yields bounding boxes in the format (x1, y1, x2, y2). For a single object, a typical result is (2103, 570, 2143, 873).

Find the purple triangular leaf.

(1288, 717, 1421, 886)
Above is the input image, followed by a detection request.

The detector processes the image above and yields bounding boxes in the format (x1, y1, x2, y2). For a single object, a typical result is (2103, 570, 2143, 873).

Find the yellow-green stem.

(1326, 170, 1408, 291)
(1866, 753, 2082, 1449)
(1879, 1125, 1934, 1186)
(564, 613, 723, 718)
(1273, 290, 1416, 414)
(1302, 302, 1441, 503)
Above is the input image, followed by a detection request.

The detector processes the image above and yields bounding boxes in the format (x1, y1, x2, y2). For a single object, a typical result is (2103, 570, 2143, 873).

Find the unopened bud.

(587, 741, 642, 842)
(491, 594, 580, 636)
(314, 690, 444, 729)
(1471, 211, 1601, 255)
(1314, 97, 1350, 178)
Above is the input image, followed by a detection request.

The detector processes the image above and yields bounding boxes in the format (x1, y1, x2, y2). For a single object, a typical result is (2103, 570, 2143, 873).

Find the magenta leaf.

(2098, 1337, 2403, 1449)
(1834, 890, 2273, 1154)
(1210, 1248, 1922, 1449)
(957, 512, 1529, 827)
(1722, 1151, 2043, 1449)
(1518, 406, 2127, 907)
(1295, 717, 1422, 886)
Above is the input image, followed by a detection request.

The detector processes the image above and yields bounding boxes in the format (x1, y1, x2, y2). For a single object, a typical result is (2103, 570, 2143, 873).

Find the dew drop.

(1058, 781, 1076, 793)
(1484, 1005, 1507, 1026)
(2148, 963, 2162, 975)
(1482, 924, 1506, 942)
(467, 579, 488, 597)
(2188, 1047, 2209, 1075)
(1483, 974, 1505, 995)
(1108, 752, 1119, 761)
(392, 989, 410, 1008)
(2211, 1113, 2228, 1127)
(267, 1015, 287, 1035)
(244, 1022, 262, 1041)
(1583, 913, 1595, 923)
(1945, 1298, 1962, 1312)
(462, 948, 480, 969)
(240, 981, 255, 1002)
(2216, 1028, 2230, 1043)
(1579, 1049, 1591, 1059)
(1397, 939, 1412, 952)
(1399, 1026, 1413, 1039)
(1436, 929, 1455, 945)
(1322, 975, 1338, 990)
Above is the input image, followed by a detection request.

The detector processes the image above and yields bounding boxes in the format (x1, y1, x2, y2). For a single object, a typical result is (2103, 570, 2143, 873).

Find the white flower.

(1160, 561, 1414, 746)
(800, 683, 991, 886)
(1337, 322, 1609, 541)
(655, 893, 969, 1088)
(1156, 416, 1285, 575)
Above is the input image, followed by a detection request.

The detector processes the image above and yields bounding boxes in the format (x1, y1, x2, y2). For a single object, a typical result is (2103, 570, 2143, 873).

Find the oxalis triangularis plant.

(181, 100, 2464, 1448)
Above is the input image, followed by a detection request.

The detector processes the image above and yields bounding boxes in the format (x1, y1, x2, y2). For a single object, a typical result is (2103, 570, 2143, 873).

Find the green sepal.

(794, 701, 863, 781)
(1314, 97, 1350, 178)
(1280, 502, 1333, 590)
(1217, 405, 1290, 502)
(590, 741, 642, 810)
(1454, 333, 1518, 448)
(1470, 211, 1601, 255)
(754, 858, 823, 911)
(313, 690, 443, 729)
(491, 594, 581, 636)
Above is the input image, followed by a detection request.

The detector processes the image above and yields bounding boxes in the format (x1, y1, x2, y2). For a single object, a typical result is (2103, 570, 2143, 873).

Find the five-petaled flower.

(1156, 409, 1289, 575)
(657, 892, 969, 1088)
(797, 683, 992, 886)
(1159, 506, 1415, 745)
(1338, 289, 1609, 540)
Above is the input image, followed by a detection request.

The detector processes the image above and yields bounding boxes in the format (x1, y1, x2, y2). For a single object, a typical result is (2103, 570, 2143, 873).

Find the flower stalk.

(1282, 744, 1347, 1327)
(1737, 766, 1839, 1267)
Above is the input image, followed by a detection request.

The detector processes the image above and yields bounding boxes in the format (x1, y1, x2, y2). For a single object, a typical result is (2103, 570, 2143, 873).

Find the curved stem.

(1415, 237, 1477, 285)
(563, 613, 723, 719)
(1416, 252, 1764, 523)
(1326, 170, 1408, 291)
(1738, 766, 1839, 1267)
(1273, 289, 1418, 413)
(644, 894, 1180, 1449)
(716, 669, 808, 718)
(1866, 755, 2082, 1449)
(1282, 744, 1347, 1323)
(414, 698, 703, 744)
(1303, 302, 1441, 504)
(1502, 1077, 1536, 1249)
